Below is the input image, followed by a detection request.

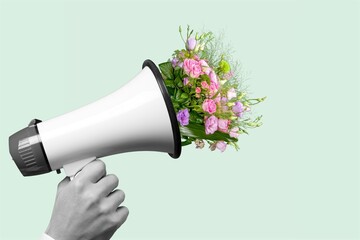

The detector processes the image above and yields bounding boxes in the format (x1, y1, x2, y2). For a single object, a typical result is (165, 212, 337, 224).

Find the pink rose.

(218, 119, 230, 133)
(202, 99, 217, 114)
(201, 81, 209, 89)
(195, 87, 201, 93)
(183, 59, 202, 78)
(227, 88, 237, 100)
(205, 115, 218, 135)
(216, 141, 227, 152)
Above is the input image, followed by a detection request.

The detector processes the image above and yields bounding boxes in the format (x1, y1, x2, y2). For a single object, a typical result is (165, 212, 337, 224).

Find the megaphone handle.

(63, 157, 97, 180)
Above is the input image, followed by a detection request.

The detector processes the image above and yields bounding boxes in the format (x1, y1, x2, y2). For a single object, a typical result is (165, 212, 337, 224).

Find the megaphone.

(9, 60, 181, 178)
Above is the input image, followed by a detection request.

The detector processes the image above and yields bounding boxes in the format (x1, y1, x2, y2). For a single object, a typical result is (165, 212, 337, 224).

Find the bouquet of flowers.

(159, 26, 265, 152)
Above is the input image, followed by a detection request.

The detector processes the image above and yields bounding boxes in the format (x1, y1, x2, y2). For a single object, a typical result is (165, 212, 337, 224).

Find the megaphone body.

(9, 60, 181, 177)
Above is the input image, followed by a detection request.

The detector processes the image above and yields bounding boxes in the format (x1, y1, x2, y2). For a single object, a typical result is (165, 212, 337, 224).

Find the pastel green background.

(0, 0, 359, 239)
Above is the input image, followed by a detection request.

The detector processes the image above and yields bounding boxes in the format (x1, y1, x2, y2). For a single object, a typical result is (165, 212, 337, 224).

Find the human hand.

(45, 159, 129, 240)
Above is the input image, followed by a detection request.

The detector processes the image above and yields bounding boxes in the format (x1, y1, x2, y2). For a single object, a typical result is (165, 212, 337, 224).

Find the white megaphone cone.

(9, 60, 181, 177)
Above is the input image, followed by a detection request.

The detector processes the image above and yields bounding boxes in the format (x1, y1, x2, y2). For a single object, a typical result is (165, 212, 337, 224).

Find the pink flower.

(218, 119, 230, 133)
(183, 59, 202, 78)
(171, 58, 179, 68)
(177, 109, 190, 126)
(227, 88, 237, 100)
(199, 60, 211, 75)
(229, 127, 240, 138)
(195, 87, 201, 93)
(232, 101, 244, 117)
(199, 59, 208, 66)
(186, 37, 197, 51)
(216, 141, 227, 152)
(209, 71, 218, 83)
(202, 99, 217, 114)
(209, 82, 219, 94)
(209, 71, 219, 96)
(183, 77, 189, 86)
(201, 81, 209, 89)
(205, 115, 218, 134)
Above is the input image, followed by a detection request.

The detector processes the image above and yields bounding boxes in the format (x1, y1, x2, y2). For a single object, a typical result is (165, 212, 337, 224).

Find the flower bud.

(186, 37, 197, 51)
(195, 139, 205, 149)
(209, 143, 217, 151)
(195, 33, 199, 40)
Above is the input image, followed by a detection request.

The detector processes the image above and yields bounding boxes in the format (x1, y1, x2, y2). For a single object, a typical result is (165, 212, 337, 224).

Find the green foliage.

(159, 62, 174, 80)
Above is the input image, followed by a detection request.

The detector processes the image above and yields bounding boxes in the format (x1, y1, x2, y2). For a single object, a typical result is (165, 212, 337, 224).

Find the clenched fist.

(45, 159, 129, 240)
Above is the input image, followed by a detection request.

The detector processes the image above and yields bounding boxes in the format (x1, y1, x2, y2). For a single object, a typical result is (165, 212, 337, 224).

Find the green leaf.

(175, 89, 184, 100)
(180, 123, 238, 143)
(174, 76, 182, 87)
(200, 74, 210, 82)
(172, 101, 180, 109)
(189, 111, 203, 124)
(167, 87, 175, 96)
(216, 112, 233, 119)
(164, 80, 175, 88)
(193, 105, 203, 113)
(181, 139, 192, 146)
(180, 92, 189, 99)
(174, 68, 183, 78)
(159, 62, 174, 80)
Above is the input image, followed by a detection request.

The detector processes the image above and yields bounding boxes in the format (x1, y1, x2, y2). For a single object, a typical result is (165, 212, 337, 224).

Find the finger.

(113, 206, 129, 229)
(76, 159, 106, 183)
(95, 174, 119, 197)
(105, 189, 125, 211)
